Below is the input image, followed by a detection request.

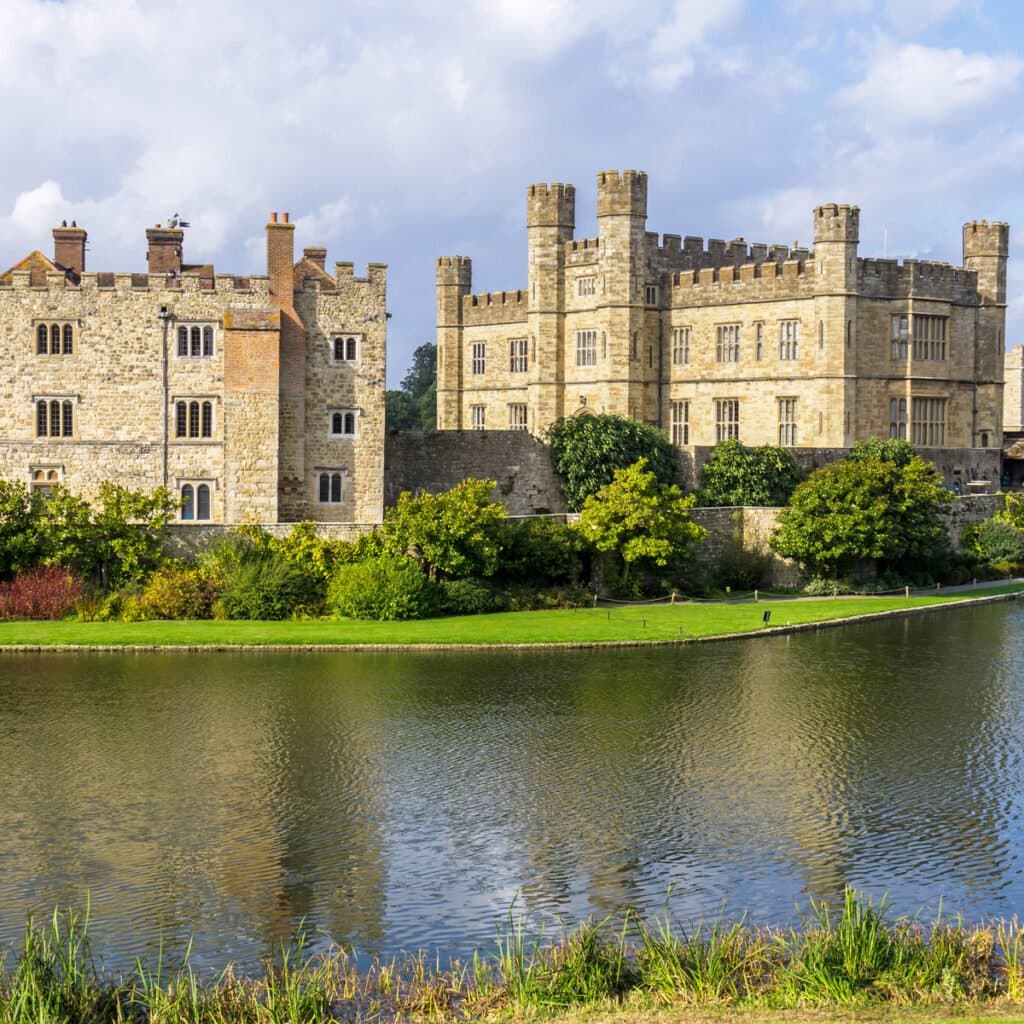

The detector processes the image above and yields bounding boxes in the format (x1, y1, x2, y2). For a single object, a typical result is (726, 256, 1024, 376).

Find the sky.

(2, 0, 1024, 385)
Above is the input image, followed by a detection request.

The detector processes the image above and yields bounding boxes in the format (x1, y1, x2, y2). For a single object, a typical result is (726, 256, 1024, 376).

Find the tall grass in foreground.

(2, 890, 1024, 1022)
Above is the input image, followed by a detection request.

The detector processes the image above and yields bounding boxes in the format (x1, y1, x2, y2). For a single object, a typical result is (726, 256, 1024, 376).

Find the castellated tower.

(595, 170, 651, 420)
(813, 204, 860, 444)
(965, 220, 1010, 441)
(436, 256, 473, 429)
(527, 183, 575, 427)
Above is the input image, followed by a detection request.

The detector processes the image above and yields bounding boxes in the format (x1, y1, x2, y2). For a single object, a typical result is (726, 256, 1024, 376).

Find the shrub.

(437, 577, 501, 615)
(328, 555, 440, 620)
(137, 563, 219, 620)
(973, 519, 1024, 565)
(217, 554, 315, 620)
(698, 439, 803, 507)
(496, 517, 586, 585)
(0, 566, 84, 620)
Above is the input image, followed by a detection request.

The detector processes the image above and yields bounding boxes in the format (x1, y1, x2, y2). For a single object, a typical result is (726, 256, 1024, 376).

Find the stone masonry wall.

(384, 429, 567, 514)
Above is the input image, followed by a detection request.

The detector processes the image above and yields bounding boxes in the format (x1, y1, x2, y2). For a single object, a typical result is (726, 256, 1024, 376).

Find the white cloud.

(837, 41, 1022, 128)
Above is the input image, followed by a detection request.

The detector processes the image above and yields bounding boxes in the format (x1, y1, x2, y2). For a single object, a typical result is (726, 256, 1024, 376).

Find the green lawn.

(0, 585, 1020, 647)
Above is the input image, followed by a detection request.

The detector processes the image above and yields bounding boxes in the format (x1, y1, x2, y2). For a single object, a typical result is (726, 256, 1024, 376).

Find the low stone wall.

(164, 522, 375, 558)
(384, 429, 567, 514)
(690, 506, 802, 589)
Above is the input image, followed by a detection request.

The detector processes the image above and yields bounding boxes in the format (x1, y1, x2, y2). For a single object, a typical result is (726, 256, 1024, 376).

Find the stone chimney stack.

(303, 246, 327, 271)
(267, 211, 295, 304)
(146, 225, 184, 275)
(53, 222, 87, 282)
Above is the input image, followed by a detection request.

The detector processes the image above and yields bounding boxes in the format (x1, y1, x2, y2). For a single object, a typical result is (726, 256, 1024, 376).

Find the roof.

(293, 257, 336, 291)
(0, 250, 62, 286)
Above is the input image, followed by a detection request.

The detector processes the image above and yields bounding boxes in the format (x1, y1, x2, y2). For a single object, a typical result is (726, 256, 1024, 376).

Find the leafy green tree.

(546, 414, 678, 512)
(39, 483, 177, 589)
(386, 342, 436, 430)
(771, 452, 953, 578)
(964, 518, 1024, 565)
(849, 437, 917, 467)
(578, 459, 706, 585)
(698, 439, 803, 507)
(0, 480, 45, 576)
(381, 478, 506, 580)
(995, 492, 1024, 530)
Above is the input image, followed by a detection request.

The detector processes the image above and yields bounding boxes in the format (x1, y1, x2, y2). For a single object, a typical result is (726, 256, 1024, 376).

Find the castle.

(436, 170, 1007, 455)
(0, 215, 386, 525)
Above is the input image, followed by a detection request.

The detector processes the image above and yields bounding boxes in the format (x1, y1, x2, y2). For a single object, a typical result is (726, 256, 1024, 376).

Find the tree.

(39, 482, 177, 589)
(698, 439, 803, 507)
(386, 343, 436, 430)
(380, 478, 506, 580)
(771, 452, 953, 578)
(578, 459, 706, 586)
(0, 481, 45, 576)
(849, 437, 917, 467)
(546, 414, 678, 512)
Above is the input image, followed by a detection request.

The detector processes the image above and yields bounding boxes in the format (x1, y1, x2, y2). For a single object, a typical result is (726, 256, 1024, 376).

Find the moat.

(2, 601, 1024, 973)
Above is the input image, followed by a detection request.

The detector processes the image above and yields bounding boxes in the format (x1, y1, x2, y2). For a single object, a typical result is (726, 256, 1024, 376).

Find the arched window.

(196, 484, 211, 520)
(344, 412, 355, 435)
(177, 327, 188, 357)
(190, 326, 201, 357)
(333, 337, 344, 361)
(50, 324, 60, 354)
(331, 473, 342, 502)
(49, 401, 61, 437)
(62, 401, 73, 437)
(345, 337, 357, 361)
(202, 326, 214, 357)
(36, 400, 47, 436)
(201, 402, 212, 438)
(37, 325, 48, 355)
(63, 324, 73, 354)
(188, 401, 200, 438)
(181, 484, 194, 521)
(332, 412, 343, 435)
(981, 432, 990, 448)
(175, 402, 187, 438)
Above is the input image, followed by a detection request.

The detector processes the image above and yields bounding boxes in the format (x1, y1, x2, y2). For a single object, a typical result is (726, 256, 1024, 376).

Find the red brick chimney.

(146, 225, 184, 275)
(53, 222, 87, 282)
(267, 211, 295, 304)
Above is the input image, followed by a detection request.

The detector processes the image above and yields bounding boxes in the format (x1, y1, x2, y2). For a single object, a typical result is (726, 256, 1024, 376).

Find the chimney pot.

(282, 212, 290, 224)
(270, 211, 278, 223)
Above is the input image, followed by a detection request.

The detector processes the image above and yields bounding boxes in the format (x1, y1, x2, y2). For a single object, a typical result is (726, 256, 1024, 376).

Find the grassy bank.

(4, 892, 1024, 1023)
(0, 585, 1021, 649)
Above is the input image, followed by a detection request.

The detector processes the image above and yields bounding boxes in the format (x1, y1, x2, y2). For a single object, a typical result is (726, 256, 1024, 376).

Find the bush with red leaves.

(0, 566, 84, 620)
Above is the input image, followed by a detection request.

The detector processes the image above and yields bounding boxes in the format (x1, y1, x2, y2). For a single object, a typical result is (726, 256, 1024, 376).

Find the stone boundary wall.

(164, 522, 375, 558)
(384, 429, 567, 514)
(679, 446, 1002, 491)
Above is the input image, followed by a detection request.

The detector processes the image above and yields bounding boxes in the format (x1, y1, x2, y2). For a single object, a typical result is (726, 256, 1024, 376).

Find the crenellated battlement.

(0, 269, 270, 296)
(671, 257, 813, 303)
(597, 169, 647, 218)
(436, 255, 473, 288)
(527, 182, 576, 229)
(462, 288, 529, 326)
(857, 256, 977, 300)
(814, 203, 860, 244)
(963, 219, 1010, 258)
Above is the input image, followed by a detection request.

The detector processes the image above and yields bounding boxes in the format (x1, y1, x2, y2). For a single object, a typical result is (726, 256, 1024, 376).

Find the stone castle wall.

(384, 429, 567, 514)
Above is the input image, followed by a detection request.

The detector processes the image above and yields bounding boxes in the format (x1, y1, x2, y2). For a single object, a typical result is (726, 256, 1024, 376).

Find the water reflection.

(0, 601, 1023, 971)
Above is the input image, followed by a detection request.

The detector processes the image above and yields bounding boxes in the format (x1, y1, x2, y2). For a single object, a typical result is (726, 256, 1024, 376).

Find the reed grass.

(2, 891, 1023, 1023)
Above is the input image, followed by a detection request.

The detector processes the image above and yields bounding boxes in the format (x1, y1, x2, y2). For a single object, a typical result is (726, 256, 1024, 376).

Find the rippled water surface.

(2, 601, 1024, 971)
